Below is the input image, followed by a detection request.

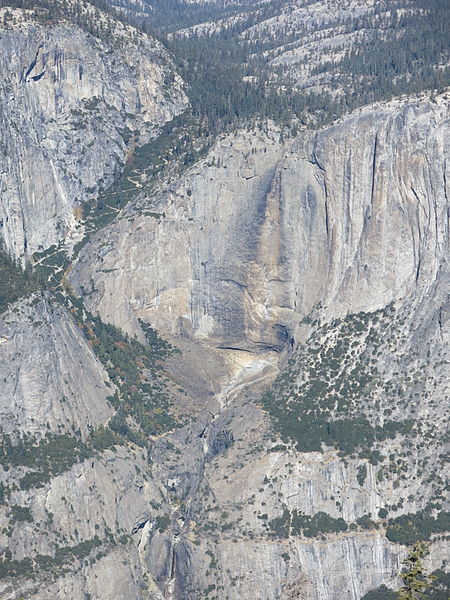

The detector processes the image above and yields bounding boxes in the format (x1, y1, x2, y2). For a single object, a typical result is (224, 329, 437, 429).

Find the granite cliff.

(74, 95, 449, 348)
(0, 2, 186, 261)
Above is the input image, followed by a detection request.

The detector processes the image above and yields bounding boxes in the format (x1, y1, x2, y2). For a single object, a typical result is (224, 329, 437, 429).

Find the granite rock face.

(0, 295, 113, 438)
(72, 126, 286, 346)
(73, 94, 449, 347)
(0, 4, 187, 260)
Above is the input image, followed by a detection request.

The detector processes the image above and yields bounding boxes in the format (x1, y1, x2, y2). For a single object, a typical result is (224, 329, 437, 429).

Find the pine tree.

(398, 542, 435, 600)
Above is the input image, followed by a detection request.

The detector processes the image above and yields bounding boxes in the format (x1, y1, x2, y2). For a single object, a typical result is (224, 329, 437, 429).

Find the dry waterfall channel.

(126, 344, 282, 599)
(210, 353, 279, 415)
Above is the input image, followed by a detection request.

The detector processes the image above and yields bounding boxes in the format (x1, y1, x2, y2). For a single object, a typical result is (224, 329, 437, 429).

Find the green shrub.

(89, 426, 117, 451)
(428, 569, 450, 600)
(74, 309, 178, 439)
(0, 536, 102, 579)
(268, 508, 348, 539)
(155, 515, 171, 533)
(0, 433, 93, 490)
(356, 515, 376, 530)
(0, 245, 40, 314)
(357, 464, 368, 486)
(9, 505, 33, 523)
(386, 510, 450, 545)
(361, 585, 399, 600)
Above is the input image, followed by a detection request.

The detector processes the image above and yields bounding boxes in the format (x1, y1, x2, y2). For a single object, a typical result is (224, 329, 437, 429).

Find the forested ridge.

(131, 0, 450, 132)
(2, 0, 448, 136)
(114, 0, 450, 171)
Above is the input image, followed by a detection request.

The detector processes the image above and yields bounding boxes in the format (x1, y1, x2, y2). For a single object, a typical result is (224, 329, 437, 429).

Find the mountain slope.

(0, 0, 187, 260)
(0, 1, 448, 599)
(69, 93, 450, 599)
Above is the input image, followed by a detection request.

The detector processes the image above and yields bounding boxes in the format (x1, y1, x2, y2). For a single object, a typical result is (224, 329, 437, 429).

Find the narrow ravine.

(157, 349, 281, 598)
